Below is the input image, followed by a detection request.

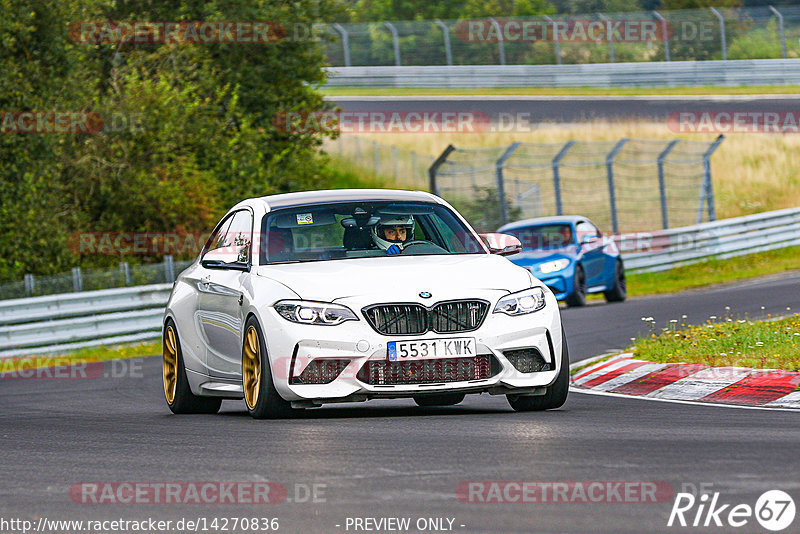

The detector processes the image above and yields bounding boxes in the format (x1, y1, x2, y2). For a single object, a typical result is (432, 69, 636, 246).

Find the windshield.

(504, 224, 574, 250)
(259, 201, 485, 264)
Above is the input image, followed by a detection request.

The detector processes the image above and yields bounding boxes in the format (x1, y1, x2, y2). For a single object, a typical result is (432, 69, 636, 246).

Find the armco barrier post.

(657, 139, 680, 229)
(373, 141, 379, 175)
(495, 142, 521, 226)
(769, 6, 786, 59)
(552, 140, 575, 216)
(653, 11, 670, 61)
(606, 139, 629, 234)
(392, 146, 398, 181)
(428, 145, 456, 197)
(435, 19, 453, 66)
(331, 23, 351, 67)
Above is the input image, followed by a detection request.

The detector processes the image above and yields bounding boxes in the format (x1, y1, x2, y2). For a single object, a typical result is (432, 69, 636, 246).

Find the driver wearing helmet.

(372, 214, 414, 255)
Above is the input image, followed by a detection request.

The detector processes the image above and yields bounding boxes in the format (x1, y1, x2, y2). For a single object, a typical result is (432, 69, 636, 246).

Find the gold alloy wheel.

(163, 325, 178, 404)
(243, 325, 261, 410)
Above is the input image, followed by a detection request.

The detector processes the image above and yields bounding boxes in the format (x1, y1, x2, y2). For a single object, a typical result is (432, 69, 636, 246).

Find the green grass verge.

(569, 354, 615, 376)
(630, 314, 800, 371)
(624, 246, 800, 297)
(0, 340, 160, 373)
(323, 85, 800, 97)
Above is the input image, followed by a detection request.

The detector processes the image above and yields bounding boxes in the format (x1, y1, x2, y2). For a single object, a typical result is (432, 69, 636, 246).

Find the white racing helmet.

(372, 214, 415, 251)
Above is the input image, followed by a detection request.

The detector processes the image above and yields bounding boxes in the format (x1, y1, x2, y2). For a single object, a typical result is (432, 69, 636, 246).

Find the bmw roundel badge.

(419, 291, 432, 299)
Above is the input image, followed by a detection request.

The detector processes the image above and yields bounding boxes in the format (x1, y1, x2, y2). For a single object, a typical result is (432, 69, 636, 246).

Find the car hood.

(509, 248, 577, 267)
(256, 254, 533, 302)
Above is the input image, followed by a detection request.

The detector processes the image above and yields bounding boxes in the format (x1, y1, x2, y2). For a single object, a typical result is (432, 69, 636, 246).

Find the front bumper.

(261, 290, 563, 402)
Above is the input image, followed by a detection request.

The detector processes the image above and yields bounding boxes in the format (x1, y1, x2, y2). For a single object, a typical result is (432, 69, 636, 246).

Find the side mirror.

(200, 250, 249, 271)
(479, 233, 523, 256)
(580, 234, 599, 245)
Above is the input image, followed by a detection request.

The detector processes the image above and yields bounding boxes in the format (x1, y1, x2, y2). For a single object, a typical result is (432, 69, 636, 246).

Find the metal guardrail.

(1, 208, 799, 358)
(618, 207, 800, 273)
(0, 284, 171, 358)
(325, 59, 800, 88)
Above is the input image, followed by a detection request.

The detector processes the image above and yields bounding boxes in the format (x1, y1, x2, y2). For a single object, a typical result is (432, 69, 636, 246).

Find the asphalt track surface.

(331, 95, 800, 124)
(2, 272, 800, 533)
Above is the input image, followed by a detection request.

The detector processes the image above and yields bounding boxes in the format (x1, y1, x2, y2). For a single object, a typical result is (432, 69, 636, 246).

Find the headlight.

(274, 300, 358, 326)
(494, 287, 546, 316)
(538, 258, 571, 274)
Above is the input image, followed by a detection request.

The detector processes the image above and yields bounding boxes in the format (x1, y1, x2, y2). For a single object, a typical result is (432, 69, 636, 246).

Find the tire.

(565, 265, 587, 307)
(604, 260, 627, 303)
(242, 316, 295, 419)
(413, 393, 466, 407)
(163, 320, 222, 415)
(507, 325, 570, 412)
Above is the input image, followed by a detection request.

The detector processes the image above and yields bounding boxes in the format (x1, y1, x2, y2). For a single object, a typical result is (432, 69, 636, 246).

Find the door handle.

(238, 294, 243, 306)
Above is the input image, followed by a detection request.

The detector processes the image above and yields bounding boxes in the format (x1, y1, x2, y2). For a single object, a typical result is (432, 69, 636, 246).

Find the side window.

(205, 215, 234, 254)
(226, 210, 253, 264)
(203, 210, 252, 264)
(575, 221, 599, 243)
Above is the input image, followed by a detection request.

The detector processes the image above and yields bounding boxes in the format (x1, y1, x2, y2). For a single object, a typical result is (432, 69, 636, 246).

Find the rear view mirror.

(478, 233, 522, 256)
(201, 250, 249, 271)
(580, 234, 599, 245)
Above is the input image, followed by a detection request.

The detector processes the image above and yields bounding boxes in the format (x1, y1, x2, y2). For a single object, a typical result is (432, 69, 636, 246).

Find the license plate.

(387, 338, 476, 362)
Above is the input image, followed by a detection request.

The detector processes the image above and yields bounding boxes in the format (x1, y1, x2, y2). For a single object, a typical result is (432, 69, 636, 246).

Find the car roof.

(255, 189, 441, 211)
(498, 216, 588, 232)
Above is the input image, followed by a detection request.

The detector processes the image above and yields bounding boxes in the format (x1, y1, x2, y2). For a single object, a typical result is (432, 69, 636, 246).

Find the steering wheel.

(402, 240, 430, 249)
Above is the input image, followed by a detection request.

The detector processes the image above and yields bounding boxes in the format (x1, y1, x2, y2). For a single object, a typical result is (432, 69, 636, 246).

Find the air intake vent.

(504, 348, 550, 373)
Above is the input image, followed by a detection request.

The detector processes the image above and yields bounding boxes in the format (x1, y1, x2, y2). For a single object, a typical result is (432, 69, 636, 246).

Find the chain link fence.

(325, 135, 432, 189)
(323, 6, 800, 67)
(429, 137, 724, 233)
(0, 258, 192, 301)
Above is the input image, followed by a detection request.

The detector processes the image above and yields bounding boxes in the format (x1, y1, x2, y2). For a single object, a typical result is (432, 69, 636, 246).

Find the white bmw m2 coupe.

(162, 189, 569, 418)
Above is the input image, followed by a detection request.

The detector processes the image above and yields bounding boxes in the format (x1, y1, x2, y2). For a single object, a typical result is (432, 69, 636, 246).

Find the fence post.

(653, 11, 670, 61)
(435, 19, 453, 66)
(120, 262, 131, 285)
(702, 135, 724, 223)
(710, 8, 727, 60)
(488, 18, 506, 65)
(428, 144, 456, 196)
(657, 140, 680, 229)
(373, 141, 379, 175)
(72, 267, 83, 292)
(543, 16, 561, 65)
(552, 140, 575, 216)
(769, 6, 786, 59)
(598, 14, 615, 63)
(495, 142, 521, 226)
(411, 151, 418, 183)
(606, 138, 629, 235)
(392, 145, 398, 181)
(24, 274, 35, 296)
(384, 22, 401, 66)
(354, 136, 361, 164)
(164, 255, 175, 283)
(332, 23, 351, 67)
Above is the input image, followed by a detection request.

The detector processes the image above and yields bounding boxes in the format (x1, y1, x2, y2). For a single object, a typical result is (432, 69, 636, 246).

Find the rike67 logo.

(668, 488, 795, 531)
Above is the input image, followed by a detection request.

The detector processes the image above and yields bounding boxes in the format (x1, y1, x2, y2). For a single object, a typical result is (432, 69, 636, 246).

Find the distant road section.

(330, 95, 800, 123)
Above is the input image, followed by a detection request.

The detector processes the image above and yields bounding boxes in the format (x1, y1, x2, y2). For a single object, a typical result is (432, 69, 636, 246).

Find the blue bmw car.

(497, 216, 626, 307)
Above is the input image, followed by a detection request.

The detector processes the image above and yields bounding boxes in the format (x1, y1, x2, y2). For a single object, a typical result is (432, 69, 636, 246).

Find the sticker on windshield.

(296, 213, 313, 225)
